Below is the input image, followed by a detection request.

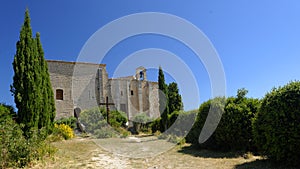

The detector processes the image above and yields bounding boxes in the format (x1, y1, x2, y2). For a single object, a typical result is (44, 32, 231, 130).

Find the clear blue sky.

(1, 0, 300, 111)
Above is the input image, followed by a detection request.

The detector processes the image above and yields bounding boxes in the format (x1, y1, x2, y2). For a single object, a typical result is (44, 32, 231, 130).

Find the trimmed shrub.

(186, 90, 259, 152)
(215, 95, 260, 151)
(253, 81, 300, 165)
(186, 98, 223, 149)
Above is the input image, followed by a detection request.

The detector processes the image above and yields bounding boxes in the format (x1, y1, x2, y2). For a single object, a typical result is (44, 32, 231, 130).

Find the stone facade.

(47, 60, 160, 121)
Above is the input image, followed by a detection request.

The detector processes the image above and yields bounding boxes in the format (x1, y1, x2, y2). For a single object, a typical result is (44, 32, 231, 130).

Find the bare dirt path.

(30, 137, 286, 169)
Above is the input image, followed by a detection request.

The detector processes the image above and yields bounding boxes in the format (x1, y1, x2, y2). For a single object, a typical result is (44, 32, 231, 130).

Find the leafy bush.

(215, 94, 260, 151)
(109, 110, 128, 128)
(187, 90, 259, 152)
(253, 81, 300, 165)
(133, 113, 153, 133)
(185, 99, 219, 146)
(55, 117, 77, 129)
(80, 107, 107, 133)
(150, 117, 162, 133)
(167, 110, 197, 137)
(94, 127, 116, 138)
(167, 111, 180, 128)
(54, 123, 75, 140)
(0, 105, 56, 168)
(80, 107, 128, 138)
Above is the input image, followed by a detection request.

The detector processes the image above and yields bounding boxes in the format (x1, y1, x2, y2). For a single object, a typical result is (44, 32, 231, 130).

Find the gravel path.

(29, 137, 278, 169)
(93, 136, 175, 158)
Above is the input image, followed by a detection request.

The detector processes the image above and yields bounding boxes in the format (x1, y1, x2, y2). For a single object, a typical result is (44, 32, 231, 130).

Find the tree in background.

(158, 66, 169, 131)
(11, 9, 55, 137)
(168, 82, 183, 113)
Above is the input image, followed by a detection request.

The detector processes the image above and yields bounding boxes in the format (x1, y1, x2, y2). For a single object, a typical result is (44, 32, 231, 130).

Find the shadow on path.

(177, 144, 243, 159)
(234, 159, 298, 169)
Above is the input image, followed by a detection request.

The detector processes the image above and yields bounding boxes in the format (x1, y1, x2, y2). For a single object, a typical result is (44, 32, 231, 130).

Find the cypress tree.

(168, 82, 183, 113)
(11, 9, 55, 137)
(36, 32, 56, 134)
(158, 66, 169, 131)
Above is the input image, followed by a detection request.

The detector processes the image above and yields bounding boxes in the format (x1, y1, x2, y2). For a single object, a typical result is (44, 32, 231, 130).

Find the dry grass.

(28, 137, 296, 169)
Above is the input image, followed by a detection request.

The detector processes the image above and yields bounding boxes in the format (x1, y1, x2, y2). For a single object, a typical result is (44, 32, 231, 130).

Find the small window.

(131, 90, 134, 95)
(56, 89, 63, 100)
(121, 91, 123, 96)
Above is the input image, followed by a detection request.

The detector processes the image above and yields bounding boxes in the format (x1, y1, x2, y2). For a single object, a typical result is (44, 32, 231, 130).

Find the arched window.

(56, 89, 63, 100)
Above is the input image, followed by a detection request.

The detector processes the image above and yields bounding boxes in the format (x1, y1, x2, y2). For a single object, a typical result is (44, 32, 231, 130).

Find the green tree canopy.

(11, 9, 55, 137)
(158, 66, 169, 131)
(168, 82, 183, 113)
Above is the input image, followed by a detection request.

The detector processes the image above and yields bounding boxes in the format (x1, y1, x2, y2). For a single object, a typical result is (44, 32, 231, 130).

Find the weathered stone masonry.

(47, 60, 160, 121)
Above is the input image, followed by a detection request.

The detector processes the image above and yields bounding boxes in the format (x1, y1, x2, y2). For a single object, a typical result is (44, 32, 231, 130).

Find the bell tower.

(135, 66, 147, 81)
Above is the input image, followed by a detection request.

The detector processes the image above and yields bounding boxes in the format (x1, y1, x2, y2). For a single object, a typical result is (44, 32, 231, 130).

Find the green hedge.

(185, 98, 223, 149)
(215, 96, 259, 151)
(186, 90, 260, 152)
(253, 81, 300, 165)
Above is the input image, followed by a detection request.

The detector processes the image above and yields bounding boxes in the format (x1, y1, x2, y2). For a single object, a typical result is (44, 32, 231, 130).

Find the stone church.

(47, 60, 160, 121)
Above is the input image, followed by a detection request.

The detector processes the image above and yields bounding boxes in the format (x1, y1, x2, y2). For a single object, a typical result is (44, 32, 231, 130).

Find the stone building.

(47, 60, 160, 121)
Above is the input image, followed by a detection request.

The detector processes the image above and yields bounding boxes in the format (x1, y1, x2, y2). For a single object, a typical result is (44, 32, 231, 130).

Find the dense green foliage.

(132, 113, 153, 133)
(158, 66, 169, 131)
(253, 81, 300, 165)
(167, 110, 197, 137)
(168, 82, 183, 113)
(55, 116, 77, 129)
(186, 90, 260, 151)
(80, 107, 108, 133)
(158, 67, 183, 132)
(11, 9, 55, 137)
(186, 99, 219, 146)
(215, 89, 260, 151)
(80, 107, 128, 138)
(0, 104, 56, 168)
(150, 117, 162, 133)
(36, 33, 56, 134)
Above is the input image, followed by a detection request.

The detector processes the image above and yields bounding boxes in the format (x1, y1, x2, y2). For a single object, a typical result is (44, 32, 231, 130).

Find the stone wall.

(47, 60, 107, 119)
(48, 60, 75, 119)
(47, 60, 159, 121)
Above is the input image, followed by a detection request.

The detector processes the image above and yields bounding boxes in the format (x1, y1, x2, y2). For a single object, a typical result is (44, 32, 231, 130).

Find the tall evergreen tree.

(158, 66, 169, 131)
(168, 82, 183, 113)
(36, 32, 56, 133)
(11, 9, 55, 137)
